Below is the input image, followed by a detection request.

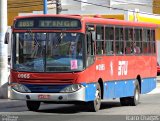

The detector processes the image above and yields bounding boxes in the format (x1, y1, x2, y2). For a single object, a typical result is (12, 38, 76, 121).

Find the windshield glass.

(13, 32, 84, 72)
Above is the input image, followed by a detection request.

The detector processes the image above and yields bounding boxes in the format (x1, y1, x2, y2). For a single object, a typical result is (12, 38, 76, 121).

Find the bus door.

(85, 25, 96, 83)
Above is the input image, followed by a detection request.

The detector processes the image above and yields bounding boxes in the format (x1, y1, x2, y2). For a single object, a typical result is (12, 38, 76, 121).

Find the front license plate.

(38, 95, 50, 99)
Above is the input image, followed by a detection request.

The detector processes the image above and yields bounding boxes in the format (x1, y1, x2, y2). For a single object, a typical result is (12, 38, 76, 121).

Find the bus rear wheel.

(87, 83, 101, 112)
(26, 101, 41, 111)
(130, 80, 140, 106)
(120, 79, 140, 106)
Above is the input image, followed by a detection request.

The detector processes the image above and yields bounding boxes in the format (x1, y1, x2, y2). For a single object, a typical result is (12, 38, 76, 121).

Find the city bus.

(6, 14, 157, 112)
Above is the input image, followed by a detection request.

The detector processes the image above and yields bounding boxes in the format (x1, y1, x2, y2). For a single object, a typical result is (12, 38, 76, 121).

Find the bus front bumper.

(9, 87, 86, 102)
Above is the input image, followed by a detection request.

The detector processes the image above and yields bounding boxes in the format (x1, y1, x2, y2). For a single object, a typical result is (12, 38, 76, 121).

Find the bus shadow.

(100, 101, 122, 110)
(37, 104, 89, 114)
(37, 101, 121, 114)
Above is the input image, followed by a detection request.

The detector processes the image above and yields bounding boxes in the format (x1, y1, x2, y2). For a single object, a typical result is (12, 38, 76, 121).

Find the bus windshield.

(13, 32, 84, 72)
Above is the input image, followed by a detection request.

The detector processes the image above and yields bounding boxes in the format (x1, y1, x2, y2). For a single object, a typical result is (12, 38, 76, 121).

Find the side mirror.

(4, 32, 9, 44)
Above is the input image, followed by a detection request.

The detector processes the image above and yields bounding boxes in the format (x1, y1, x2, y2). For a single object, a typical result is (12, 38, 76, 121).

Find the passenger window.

(105, 26, 114, 55)
(96, 26, 104, 40)
(142, 29, 150, 54)
(96, 26, 104, 55)
(125, 28, 133, 54)
(133, 28, 142, 54)
(150, 30, 156, 54)
(115, 27, 124, 55)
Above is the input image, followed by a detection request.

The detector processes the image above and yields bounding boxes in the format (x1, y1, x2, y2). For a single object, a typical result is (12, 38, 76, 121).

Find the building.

(8, 0, 154, 25)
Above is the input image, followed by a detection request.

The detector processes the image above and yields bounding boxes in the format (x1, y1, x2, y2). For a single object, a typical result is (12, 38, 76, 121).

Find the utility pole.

(0, 0, 8, 98)
(43, 0, 48, 14)
(56, 0, 62, 14)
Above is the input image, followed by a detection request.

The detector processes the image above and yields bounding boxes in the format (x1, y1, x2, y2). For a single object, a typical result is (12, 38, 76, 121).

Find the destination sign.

(39, 20, 79, 28)
(18, 20, 34, 27)
(14, 17, 81, 30)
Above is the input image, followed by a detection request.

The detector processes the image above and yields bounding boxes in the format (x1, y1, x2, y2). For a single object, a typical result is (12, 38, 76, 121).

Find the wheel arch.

(98, 78, 104, 100)
(137, 75, 142, 93)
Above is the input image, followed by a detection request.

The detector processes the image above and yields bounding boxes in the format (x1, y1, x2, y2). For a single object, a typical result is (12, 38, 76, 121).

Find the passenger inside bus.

(125, 29, 133, 54)
(115, 45, 123, 54)
(125, 43, 132, 54)
(69, 41, 82, 57)
(125, 41, 141, 54)
(132, 42, 141, 54)
(69, 42, 76, 56)
(143, 43, 148, 54)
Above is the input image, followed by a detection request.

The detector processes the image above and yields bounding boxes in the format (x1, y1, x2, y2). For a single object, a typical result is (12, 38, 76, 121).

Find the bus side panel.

(104, 81, 115, 98)
(104, 80, 135, 99)
(141, 77, 156, 94)
(82, 83, 97, 101)
(124, 80, 135, 96)
(151, 56, 157, 76)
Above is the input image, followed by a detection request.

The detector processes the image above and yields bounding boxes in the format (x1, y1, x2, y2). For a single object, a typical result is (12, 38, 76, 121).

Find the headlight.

(10, 83, 31, 93)
(60, 84, 84, 93)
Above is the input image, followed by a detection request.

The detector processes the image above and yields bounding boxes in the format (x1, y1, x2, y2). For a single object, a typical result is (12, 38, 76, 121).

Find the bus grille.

(19, 79, 73, 85)
(24, 84, 70, 93)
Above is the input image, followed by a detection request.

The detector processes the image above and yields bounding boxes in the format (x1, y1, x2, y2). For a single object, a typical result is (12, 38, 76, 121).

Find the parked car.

(157, 62, 160, 76)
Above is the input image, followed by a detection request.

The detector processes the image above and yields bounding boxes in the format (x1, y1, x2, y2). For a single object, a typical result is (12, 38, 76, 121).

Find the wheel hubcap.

(95, 89, 100, 105)
(135, 89, 139, 101)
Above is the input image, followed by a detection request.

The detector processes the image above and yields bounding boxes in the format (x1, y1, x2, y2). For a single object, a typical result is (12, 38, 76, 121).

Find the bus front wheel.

(87, 83, 101, 112)
(26, 101, 41, 111)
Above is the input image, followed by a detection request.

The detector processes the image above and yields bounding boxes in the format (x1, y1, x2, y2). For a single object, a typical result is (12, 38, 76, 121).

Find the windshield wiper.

(26, 29, 40, 47)
(26, 29, 42, 58)
(53, 32, 64, 48)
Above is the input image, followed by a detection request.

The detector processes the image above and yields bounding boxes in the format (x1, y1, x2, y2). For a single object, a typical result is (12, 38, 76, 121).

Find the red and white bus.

(6, 14, 157, 112)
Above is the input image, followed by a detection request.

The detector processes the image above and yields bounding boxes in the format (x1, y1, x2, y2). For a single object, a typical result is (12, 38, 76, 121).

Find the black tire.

(87, 83, 101, 112)
(26, 101, 41, 111)
(120, 97, 130, 106)
(129, 80, 140, 106)
(120, 79, 140, 106)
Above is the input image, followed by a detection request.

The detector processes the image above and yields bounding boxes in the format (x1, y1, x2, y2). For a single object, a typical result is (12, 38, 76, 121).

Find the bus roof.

(14, 14, 158, 28)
